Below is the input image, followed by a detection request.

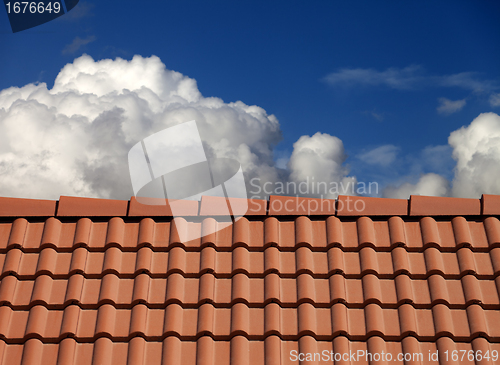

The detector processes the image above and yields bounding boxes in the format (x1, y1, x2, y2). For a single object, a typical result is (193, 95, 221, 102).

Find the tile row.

(0, 302, 499, 341)
(1, 273, 499, 309)
(1, 335, 500, 365)
(2, 215, 500, 251)
(2, 245, 500, 279)
(4, 194, 500, 217)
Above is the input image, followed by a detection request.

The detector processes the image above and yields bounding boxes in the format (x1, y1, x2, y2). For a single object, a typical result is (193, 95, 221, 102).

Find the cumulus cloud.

(62, 35, 96, 55)
(383, 173, 450, 198)
(383, 113, 500, 199)
(449, 112, 500, 198)
(437, 97, 466, 115)
(357, 145, 399, 167)
(287, 133, 356, 198)
(0, 54, 355, 200)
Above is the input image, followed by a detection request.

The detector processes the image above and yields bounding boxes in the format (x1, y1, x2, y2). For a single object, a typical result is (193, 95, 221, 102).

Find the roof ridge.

(0, 194, 498, 218)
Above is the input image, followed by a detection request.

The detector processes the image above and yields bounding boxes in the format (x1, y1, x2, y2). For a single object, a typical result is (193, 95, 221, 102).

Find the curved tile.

(357, 217, 376, 247)
(7, 219, 28, 249)
(451, 217, 472, 247)
(232, 218, 250, 247)
(420, 217, 440, 247)
(388, 216, 406, 247)
(484, 217, 500, 247)
(295, 217, 313, 247)
(40, 218, 61, 249)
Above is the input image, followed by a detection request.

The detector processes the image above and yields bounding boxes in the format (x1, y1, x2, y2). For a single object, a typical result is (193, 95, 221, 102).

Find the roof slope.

(0, 195, 500, 364)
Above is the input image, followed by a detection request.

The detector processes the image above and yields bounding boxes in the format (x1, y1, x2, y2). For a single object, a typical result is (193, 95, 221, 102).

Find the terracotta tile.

(0, 197, 56, 217)
(57, 196, 128, 217)
(364, 303, 385, 336)
(23, 222, 44, 250)
(88, 222, 108, 248)
(432, 304, 454, 336)
(2, 248, 22, 275)
(3, 195, 500, 364)
(232, 247, 250, 274)
(268, 195, 336, 215)
(410, 195, 481, 216)
(240, 222, 261, 249)
(6, 218, 28, 249)
(40, 218, 61, 248)
(359, 247, 378, 274)
(451, 216, 473, 248)
(199, 196, 266, 217)
(474, 252, 495, 276)
(128, 196, 198, 217)
(341, 221, 358, 248)
(18, 251, 38, 277)
(481, 194, 500, 215)
(73, 218, 92, 247)
(437, 221, 456, 248)
(278, 222, 295, 247)
(427, 274, 450, 304)
(325, 216, 342, 247)
(337, 195, 408, 216)
(468, 221, 489, 248)
(480, 279, 500, 305)
(295, 216, 313, 246)
(244, 198, 267, 215)
(356, 217, 376, 247)
(411, 279, 431, 305)
(347, 308, 366, 337)
(199, 196, 231, 216)
(485, 217, 500, 247)
(398, 304, 418, 336)
(264, 273, 280, 303)
(0, 223, 12, 250)
(466, 304, 488, 337)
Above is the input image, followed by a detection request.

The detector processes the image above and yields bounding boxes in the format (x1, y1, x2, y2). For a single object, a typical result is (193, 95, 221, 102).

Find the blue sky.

(1, 0, 500, 199)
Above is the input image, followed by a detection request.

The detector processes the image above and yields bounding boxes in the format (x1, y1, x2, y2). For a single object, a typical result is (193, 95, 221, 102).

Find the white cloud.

(449, 112, 500, 198)
(383, 173, 450, 199)
(383, 112, 500, 199)
(490, 93, 500, 107)
(0, 54, 354, 200)
(324, 65, 497, 92)
(437, 97, 466, 115)
(62, 35, 96, 55)
(357, 145, 399, 167)
(288, 132, 356, 198)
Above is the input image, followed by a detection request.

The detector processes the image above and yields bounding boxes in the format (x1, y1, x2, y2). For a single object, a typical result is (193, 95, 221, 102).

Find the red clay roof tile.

(57, 196, 129, 217)
(0, 197, 56, 217)
(481, 194, 500, 215)
(199, 196, 267, 216)
(1, 195, 500, 364)
(268, 196, 335, 215)
(337, 195, 408, 216)
(409, 195, 481, 216)
(128, 196, 199, 216)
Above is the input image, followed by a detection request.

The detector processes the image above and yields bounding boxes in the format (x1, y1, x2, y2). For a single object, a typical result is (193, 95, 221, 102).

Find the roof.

(0, 194, 500, 365)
